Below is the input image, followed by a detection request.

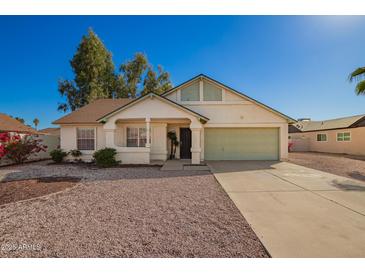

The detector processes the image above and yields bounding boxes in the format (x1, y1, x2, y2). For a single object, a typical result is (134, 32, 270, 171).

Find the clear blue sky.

(0, 16, 364, 129)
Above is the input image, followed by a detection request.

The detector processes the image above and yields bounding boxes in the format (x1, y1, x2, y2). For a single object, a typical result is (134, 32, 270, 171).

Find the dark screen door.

(180, 128, 192, 159)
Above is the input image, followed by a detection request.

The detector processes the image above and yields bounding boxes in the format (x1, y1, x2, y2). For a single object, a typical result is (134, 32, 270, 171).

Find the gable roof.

(293, 114, 365, 132)
(0, 113, 38, 134)
(97, 93, 209, 122)
(162, 74, 296, 123)
(53, 99, 133, 125)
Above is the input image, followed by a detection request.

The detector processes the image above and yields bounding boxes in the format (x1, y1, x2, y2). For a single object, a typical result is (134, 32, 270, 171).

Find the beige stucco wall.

(289, 127, 365, 156)
(166, 80, 289, 160)
(289, 134, 310, 152)
(115, 147, 150, 164)
(60, 125, 105, 161)
(103, 96, 200, 128)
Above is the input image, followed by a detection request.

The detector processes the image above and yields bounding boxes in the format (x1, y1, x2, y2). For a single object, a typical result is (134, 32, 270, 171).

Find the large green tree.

(142, 65, 172, 96)
(58, 29, 173, 112)
(349, 66, 365, 95)
(58, 28, 118, 112)
(119, 53, 172, 98)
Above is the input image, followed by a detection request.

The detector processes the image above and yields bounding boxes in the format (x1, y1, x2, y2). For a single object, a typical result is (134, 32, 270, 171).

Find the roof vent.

(297, 118, 311, 122)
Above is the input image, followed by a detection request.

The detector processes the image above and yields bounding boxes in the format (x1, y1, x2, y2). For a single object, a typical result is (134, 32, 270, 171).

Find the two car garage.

(204, 128, 280, 160)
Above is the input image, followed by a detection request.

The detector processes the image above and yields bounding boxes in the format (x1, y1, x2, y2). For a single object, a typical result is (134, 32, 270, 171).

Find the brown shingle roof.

(0, 113, 38, 134)
(53, 99, 133, 125)
(293, 114, 365, 132)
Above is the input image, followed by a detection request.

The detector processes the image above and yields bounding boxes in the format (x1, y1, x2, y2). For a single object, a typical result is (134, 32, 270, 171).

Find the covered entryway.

(204, 128, 279, 160)
(179, 128, 192, 159)
(101, 93, 208, 164)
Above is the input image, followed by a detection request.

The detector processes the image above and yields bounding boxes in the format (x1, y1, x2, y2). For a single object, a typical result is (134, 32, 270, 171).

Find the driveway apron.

(208, 161, 365, 257)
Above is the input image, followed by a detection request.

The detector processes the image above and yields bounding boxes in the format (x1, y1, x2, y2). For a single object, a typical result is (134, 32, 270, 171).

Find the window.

(316, 134, 327, 142)
(181, 81, 200, 101)
(203, 81, 222, 101)
(77, 128, 95, 150)
(127, 127, 148, 147)
(337, 132, 351, 142)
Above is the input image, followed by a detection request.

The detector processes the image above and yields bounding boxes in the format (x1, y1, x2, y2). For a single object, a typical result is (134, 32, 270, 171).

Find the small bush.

(70, 149, 82, 158)
(50, 149, 68, 163)
(93, 148, 119, 168)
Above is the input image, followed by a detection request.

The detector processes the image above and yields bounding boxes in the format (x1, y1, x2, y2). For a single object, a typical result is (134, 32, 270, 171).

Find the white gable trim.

(97, 93, 209, 123)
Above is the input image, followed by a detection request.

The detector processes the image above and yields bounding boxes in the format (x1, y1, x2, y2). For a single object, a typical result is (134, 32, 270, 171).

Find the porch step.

(161, 160, 210, 171)
(183, 164, 210, 171)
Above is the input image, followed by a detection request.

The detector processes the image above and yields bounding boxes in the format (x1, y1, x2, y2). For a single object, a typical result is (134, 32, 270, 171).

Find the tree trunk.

(170, 140, 174, 159)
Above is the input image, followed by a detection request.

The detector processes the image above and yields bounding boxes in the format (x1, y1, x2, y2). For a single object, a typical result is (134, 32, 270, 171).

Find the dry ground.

(0, 161, 268, 258)
(288, 152, 365, 182)
(0, 176, 80, 205)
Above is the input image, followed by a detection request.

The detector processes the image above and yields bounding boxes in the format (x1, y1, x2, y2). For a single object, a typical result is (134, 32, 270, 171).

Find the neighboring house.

(53, 74, 295, 164)
(0, 113, 60, 165)
(0, 112, 38, 134)
(38, 127, 61, 136)
(289, 114, 365, 156)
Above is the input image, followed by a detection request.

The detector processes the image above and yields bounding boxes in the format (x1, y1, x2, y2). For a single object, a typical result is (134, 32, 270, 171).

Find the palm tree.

(349, 67, 365, 95)
(167, 131, 179, 159)
(33, 118, 39, 130)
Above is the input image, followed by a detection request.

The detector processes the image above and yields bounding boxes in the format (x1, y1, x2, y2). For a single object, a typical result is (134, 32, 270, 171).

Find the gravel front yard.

(288, 152, 365, 182)
(0, 176, 80, 206)
(0, 161, 268, 258)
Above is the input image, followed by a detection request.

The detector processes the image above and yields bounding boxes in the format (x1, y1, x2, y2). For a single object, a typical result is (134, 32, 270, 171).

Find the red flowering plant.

(0, 132, 47, 164)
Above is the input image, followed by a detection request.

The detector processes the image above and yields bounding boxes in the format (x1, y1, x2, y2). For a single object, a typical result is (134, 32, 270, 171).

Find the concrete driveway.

(208, 161, 365, 258)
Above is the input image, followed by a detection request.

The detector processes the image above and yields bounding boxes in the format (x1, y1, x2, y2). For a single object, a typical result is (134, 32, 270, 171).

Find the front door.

(180, 128, 192, 159)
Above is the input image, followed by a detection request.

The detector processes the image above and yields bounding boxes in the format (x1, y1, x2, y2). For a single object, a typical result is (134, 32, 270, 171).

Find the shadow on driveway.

(207, 160, 280, 173)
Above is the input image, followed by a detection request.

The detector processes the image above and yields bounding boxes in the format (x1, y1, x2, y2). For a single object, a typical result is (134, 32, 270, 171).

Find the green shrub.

(70, 149, 82, 158)
(50, 149, 68, 163)
(93, 148, 119, 167)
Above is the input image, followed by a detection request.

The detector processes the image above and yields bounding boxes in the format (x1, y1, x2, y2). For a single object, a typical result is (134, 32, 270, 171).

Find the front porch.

(104, 117, 204, 165)
(99, 93, 209, 165)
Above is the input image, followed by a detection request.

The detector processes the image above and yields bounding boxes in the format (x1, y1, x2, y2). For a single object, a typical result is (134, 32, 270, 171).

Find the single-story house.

(53, 74, 295, 164)
(0, 113, 38, 134)
(0, 113, 60, 165)
(289, 114, 365, 156)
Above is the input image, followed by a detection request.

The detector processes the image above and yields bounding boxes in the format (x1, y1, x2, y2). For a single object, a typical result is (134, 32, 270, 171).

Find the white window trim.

(336, 132, 351, 142)
(126, 126, 151, 147)
(199, 80, 204, 102)
(316, 133, 328, 142)
(180, 81, 200, 102)
(76, 127, 96, 151)
(202, 81, 223, 102)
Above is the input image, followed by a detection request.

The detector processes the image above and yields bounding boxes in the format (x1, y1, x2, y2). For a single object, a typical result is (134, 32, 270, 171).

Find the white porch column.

(280, 124, 289, 160)
(105, 129, 115, 148)
(190, 125, 202, 165)
(104, 121, 116, 148)
(145, 117, 151, 148)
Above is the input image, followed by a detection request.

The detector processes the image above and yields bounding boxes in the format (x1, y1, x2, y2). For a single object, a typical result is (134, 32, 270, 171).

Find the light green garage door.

(204, 128, 279, 160)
